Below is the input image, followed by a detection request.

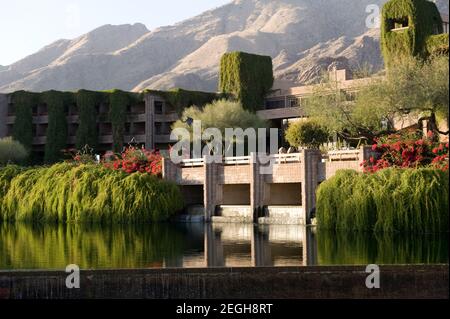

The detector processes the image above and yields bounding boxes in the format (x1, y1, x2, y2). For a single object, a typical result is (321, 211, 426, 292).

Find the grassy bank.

(0, 163, 183, 223)
(316, 168, 449, 232)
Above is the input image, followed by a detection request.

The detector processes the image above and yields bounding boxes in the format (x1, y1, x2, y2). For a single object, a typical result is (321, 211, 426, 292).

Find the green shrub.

(0, 163, 184, 223)
(285, 120, 329, 149)
(426, 33, 449, 57)
(0, 138, 28, 165)
(316, 168, 449, 232)
(219, 51, 274, 112)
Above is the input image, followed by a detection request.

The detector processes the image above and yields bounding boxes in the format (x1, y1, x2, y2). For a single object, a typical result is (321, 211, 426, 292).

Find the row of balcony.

(30, 134, 172, 146)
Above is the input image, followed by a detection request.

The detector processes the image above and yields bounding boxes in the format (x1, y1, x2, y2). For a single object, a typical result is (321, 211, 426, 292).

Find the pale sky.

(0, 0, 231, 65)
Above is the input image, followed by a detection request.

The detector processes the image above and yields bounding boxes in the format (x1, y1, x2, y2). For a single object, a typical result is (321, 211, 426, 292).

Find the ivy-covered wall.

(219, 51, 274, 112)
(107, 90, 141, 152)
(381, 0, 444, 66)
(11, 91, 37, 152)
(145, 88, 226, 115)
(8, 86, 229, 162)
(41, 91, 72, 163)
(75, 90, 102, 151)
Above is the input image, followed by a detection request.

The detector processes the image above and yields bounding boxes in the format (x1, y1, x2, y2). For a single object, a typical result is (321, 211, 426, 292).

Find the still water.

(0, 222, 447, 270)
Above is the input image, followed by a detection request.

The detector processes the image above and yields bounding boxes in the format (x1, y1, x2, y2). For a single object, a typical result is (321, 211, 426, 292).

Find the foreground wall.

(0, 265, 447, 299)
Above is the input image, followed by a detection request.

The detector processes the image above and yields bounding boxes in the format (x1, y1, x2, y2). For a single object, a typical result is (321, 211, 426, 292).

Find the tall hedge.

(108, 90, 131, 152)
(381, 0, 444, 66)
(219, 51, 274, 112)
(316, 168, 449, 233)
(11, 91, 37, 151)
(75, 90, 102, 151)
(41, 91, 72, 163)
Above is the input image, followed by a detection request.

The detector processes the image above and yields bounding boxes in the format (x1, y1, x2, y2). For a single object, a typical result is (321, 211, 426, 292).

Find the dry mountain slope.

(0, 0, 447, 93)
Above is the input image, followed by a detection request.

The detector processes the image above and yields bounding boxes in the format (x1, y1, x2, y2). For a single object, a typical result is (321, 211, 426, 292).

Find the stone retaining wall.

(0, 265, 447, 299)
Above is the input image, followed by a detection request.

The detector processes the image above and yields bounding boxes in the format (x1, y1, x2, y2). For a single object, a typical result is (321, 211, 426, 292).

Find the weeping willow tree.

(0, 163, 183, 223)
(316, 168, 449, 233)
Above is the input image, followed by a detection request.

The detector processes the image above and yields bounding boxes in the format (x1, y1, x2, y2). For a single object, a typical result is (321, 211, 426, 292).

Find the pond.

(0, 222, 447, 270)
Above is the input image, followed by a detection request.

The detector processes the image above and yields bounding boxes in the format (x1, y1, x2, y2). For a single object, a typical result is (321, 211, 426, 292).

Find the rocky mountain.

(0, 0, 447, 93)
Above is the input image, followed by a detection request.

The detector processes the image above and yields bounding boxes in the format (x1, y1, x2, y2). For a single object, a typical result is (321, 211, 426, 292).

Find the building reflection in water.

(165, 223, 318, 268)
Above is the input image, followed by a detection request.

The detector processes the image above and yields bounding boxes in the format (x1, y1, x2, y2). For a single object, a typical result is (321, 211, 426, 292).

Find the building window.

(154, 101, 163, 114)
(100, 123, 112, 136)
(7, 103, 14, 116)
(388, 17, 409, 31)
(124, 123, 131, 135)
(133, 122, 145, 135)
(288, 98, 299, 108)
(155, 122, 162, 135)
(7, 124, 14, 136)
(69, 124, 78, 137)
(265, 99, 285, 109)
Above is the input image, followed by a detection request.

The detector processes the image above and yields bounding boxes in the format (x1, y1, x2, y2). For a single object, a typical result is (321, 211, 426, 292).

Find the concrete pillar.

(0, 94, 7, 139)
(301, 149, 321, 225)
(302, 226, 318, 266)
(250, 153, 265, 222)
(251, 225, 272, 267)
(144, 93, 155, 150)
(162, 157, 178, 182)
(204, 157, 220, 222)
(204, 224, 224, 267)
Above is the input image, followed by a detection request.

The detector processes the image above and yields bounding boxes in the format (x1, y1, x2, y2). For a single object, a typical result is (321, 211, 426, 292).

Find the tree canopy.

(172, 99, 267, 156)
(304, 56, 449, 143)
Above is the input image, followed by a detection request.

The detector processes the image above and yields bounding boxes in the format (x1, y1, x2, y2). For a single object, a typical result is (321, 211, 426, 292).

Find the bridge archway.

(265, 183, 302, 206)
(222, 184, 250, 205)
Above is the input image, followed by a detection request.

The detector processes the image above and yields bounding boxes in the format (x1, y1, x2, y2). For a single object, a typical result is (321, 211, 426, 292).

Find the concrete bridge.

(163, 147, 373, 225)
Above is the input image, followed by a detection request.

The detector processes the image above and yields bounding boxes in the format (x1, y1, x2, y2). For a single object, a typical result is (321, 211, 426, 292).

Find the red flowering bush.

(103, 146, 162, 176)
(362, 130, 449, 173)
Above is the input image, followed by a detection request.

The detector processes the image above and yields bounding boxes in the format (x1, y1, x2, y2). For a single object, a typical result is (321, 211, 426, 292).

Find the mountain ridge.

(0, 0, 447, 93)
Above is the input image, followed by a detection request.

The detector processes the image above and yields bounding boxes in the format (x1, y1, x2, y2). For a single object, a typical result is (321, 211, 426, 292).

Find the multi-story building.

(0, 92, 182, 159)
